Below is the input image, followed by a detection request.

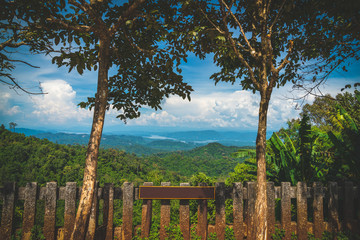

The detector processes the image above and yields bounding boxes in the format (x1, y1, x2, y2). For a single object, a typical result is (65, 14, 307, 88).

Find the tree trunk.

(254, 92, 270, 240)
(71, 36, 110, 240)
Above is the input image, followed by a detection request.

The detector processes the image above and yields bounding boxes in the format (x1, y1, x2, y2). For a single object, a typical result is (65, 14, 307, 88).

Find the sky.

(1, 48, 359, 134)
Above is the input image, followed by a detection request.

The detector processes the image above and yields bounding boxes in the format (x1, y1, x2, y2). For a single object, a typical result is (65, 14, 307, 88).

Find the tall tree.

(9, 0, 192, 238)
(179, 0, 360, 238)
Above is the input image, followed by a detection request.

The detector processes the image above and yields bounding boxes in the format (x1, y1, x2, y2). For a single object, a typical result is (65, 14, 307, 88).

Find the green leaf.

(77, 65, 83, 75)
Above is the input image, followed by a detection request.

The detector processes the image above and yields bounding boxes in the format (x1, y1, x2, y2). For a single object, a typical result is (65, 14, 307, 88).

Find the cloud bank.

(32, 80, 92, 123)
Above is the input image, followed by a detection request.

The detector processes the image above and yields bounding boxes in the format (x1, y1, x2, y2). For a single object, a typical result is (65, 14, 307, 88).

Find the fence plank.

(281, 182, 291, 240)
(297, 182, 307, 240)
(313, 182, 324, 239)
(197, 183, 208, 240)
(344, 182, 354, 231)
(180, 183, 190, 240)
(22, 182, 37, 240)
(328, 182, 340, 233)
(122, 182, 134, 240)
(141, 182, 153, 239)
(246, 182, 256, 240)
(63, 182, 76, 240)
(160, 182, 171, 240)
(86, 181, 99, 240)
(215, 182, 226, 240)
(267, 182, 275, 238)
(0, 182, 16, 240)
(103, 183, 114, 240)
(43, 182, 57, 240)
(233, 182, 244, 240)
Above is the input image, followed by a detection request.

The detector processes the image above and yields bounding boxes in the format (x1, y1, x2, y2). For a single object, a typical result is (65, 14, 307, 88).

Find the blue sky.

(1, 48, 359, 134)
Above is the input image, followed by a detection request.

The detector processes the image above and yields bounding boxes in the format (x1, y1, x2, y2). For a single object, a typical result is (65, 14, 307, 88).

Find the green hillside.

(0, 126, 183, 186)
(145, 143, 252, 177)
(0, 126, 255, 186)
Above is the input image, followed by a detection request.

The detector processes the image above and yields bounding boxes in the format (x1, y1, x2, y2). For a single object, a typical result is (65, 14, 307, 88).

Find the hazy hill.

(0, 127, 255, 185)
(14, 128, 258, 155)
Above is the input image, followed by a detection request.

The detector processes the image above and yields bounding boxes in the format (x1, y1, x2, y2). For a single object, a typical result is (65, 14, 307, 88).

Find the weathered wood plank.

(141, 182, 153, 239)
(281, 182, 291, 240)
(0, 182, 16, 240)
(344, 182, 354, 231)
(64, 182, 76, 240)
(160, 182, 171, 240)
(22, 182, 37, 240)
(104, 183, 114, 240)
(122, 182, 134, 240)
(215, 182, 226, 240)
(139, 186, 215, 199)
(267, 182, 275, 237)
(180, 183, 190, 240)
(43, 182, 57, 240)
(328, 182, 340, 233)
(197, 183, 208, 240)
(313, 182, 324, 239)
(297, 182, 308, 240)
(246, 182, 256, 240)
(233, 182, 244, 240)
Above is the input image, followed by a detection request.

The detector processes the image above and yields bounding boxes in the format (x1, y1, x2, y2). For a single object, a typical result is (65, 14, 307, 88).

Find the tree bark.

(254, 91, 270, 240)
(71, 36, 110, 240)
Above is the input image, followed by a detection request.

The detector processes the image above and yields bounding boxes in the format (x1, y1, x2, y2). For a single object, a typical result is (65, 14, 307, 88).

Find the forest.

(0, 91, 359, 239)
(1, 90, 359, 188)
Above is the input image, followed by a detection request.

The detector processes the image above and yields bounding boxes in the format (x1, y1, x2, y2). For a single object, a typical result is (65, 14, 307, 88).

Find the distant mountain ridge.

(14, 127, 257, 155)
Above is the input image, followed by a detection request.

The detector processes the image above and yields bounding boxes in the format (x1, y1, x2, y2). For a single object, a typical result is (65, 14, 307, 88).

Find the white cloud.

(124, 89, 305, 130)
(0, 93, 21, 116)
(32, 80, 92, 123)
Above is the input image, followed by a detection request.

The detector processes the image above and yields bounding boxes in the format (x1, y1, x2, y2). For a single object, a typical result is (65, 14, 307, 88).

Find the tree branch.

(46, 15, 90, 33)
(0, 74, 46, 95)
(109, 0, 145, 36)
(6, 59, 40, 68)
(219, 0, 255, 53)
(268, 0, 287, 35)
(198, 3, 225, 35)
(0, 38, 28, 51)
(276, 39, 294, 72)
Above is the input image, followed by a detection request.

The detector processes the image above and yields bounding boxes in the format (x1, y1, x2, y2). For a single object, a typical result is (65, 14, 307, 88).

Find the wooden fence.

(0, 181, 359, 240)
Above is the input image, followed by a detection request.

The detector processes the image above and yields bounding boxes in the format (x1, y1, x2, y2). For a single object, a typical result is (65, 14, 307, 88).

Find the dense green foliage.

(0, 126, 254, 187)
(0, 125, 185, 187)
(267, 91, 360, 184)
(146, 143, 248, 177)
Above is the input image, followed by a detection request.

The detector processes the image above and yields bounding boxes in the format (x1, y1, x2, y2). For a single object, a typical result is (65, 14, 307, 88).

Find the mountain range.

(13, 128, 258, 155)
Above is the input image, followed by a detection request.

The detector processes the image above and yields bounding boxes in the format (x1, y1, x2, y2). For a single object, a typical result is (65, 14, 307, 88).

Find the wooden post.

(0, 182, 16, 240)
(103, 183, 114, 240)
(64, 182, 76, 240)
(313, 182, 324, 239)
(22, 182, 37, 240)
(296, 182, 307, 240)
(246, 182, 256, 240)
(141, 182, 153, 239)
(197, 182, 208, 240)
(267, 182, 275, 237)
(179, 183, 190, 240)
(233, 182, 244, 240)
(160, 182, 171, 240)
(343, 182, 354, 231)
(122, 182, 134, 240)
(215, 182, 226, 240)
(328, 182, 340, 233)
(281, 182, 291, 240)
(86, 181, 99, 240)
(43, 182, 57, 240)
